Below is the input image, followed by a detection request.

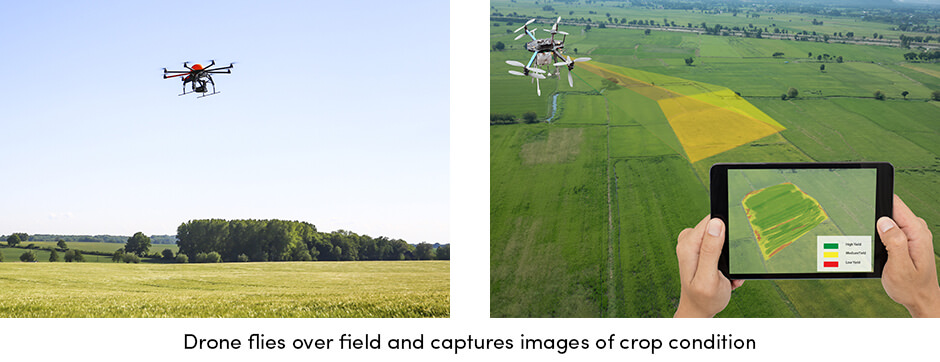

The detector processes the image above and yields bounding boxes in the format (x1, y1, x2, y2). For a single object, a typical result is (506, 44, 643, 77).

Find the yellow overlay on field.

(578, 61, 785, 162)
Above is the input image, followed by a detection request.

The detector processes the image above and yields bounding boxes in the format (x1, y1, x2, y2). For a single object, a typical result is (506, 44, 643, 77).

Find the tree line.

(176, 219, 449, 263)
(3, 233, 176, 244)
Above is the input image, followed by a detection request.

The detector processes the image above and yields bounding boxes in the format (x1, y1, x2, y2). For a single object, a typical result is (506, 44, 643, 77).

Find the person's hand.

(879, 194, 940, 318)
(674, 216, 744, 318)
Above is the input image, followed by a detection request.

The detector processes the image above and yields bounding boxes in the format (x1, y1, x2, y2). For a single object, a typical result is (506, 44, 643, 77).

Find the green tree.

(194, 252, 208, 263)
(20, 251, 37, 262)
(684, 57, 694, 66)
(112, 249, 124, 262)
(176, 253, 189, 263)
(7, 234, 21, 247)
(125, 232, 152, 256)
(931, 90, 940, 101)
(787, 87, 799, 99)
(0, 249, 3, 262)
(237, 254, 250, 262)
(64, 250, 76, 262)
(56, 239, 68, 250)
(435, 244, 450, 260)
(73, 250, 84, 262)
(874, 90, 886, 100)
(901, 91, 909, 99)
(161, 248, 175, 260)
(415, 242, 435, 260)
(820, 64, 825, 72)
(122, 253, 140, 263)
(49, 249, 59, 262)
(644, 28, 651, 35)
(493, 41, 505, 51)
(206, 251, 222, 263)
(522, 111, 538, 123)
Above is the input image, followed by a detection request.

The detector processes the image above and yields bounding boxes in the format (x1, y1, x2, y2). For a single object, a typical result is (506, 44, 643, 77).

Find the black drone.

(163, 60, 234, 98)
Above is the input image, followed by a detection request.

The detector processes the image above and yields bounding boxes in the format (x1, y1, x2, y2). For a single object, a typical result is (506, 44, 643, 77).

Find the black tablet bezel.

(712, 162, 893, 279)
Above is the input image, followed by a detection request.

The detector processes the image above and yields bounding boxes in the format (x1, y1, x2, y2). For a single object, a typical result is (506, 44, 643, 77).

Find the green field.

(1, 242, 178, 263)
(0, 261, 449, 317)
(491, 0, 940, 318)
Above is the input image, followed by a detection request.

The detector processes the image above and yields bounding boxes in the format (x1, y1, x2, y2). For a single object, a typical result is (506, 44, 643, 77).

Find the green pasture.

(0, 261, 449, 317)
(1, 242, 178, 263)
(491, 0, 940, 318)
(490, 124, 609, 317)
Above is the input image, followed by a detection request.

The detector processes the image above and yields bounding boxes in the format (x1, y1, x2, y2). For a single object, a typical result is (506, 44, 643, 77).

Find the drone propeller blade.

(514, 32, 526, 41)
(568, 69, 574, 87)
(553, 61, 568, 67)
(506, 60, 525, 68)
(508, 70, 525, 76)
(573, 57, 591, 62)
(513, 19, 536, 33)
(557, 30, 569, 35)
(536, 77, 541, 96)
(530, 72, 546, 79)
(527, 67, 546, 74)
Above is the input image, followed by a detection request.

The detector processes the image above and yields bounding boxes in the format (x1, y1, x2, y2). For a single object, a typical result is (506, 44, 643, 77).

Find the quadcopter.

(506, 17, 591, 96)
(163, 60, 234, 98)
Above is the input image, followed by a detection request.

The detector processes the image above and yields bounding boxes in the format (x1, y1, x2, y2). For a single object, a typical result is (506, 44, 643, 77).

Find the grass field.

(1, 242, 178, 263)
(0, 261, 449, 317)
(491, 0, 939, 318)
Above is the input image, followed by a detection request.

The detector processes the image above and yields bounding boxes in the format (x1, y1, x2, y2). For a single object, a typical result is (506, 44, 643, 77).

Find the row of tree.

(176, 219, 449, 263)
(3, 233, 176, 245)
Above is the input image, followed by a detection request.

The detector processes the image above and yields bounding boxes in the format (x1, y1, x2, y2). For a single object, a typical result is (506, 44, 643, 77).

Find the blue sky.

(0, 0, 449, 243)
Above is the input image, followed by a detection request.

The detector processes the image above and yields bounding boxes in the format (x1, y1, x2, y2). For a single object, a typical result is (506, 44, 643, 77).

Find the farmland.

(490, 0, 939, 317)
(0, 261, 449, 317)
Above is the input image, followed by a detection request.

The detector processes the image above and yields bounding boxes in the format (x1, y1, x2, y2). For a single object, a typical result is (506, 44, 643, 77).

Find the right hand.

(878, 194, 940, 318)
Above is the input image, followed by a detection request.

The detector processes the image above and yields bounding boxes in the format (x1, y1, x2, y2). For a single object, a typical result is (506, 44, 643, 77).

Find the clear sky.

(0, 0, 449, 243)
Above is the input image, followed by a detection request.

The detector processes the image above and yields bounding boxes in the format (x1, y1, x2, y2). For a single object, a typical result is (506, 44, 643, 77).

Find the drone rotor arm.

(163, 73, 189, 79)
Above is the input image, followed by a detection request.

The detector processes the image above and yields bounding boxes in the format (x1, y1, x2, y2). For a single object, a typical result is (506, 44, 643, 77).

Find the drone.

(163, 60, 234, 98)
(506, 17, 591, 96)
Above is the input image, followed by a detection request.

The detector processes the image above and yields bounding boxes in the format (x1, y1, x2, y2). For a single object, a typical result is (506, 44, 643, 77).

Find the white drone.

(506, 17, 591, 96)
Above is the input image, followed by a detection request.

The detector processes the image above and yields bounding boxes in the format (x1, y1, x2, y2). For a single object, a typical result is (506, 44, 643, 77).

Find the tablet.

(711, 162, 893, 279)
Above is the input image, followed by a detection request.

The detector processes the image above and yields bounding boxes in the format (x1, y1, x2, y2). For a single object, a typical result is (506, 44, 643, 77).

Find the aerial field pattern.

(577, 61, 784, 162)
(742, 182, 829, 260)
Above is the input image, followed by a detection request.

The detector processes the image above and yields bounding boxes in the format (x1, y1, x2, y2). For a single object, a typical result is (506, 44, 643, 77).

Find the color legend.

(817, 236, 872, 272)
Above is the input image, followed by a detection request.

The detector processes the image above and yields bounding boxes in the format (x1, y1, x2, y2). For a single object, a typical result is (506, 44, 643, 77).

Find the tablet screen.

(728, 168, 876, 274)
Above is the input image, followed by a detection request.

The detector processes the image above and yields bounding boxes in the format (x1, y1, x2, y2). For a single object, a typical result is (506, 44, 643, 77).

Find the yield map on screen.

(728, 168, 875, 274)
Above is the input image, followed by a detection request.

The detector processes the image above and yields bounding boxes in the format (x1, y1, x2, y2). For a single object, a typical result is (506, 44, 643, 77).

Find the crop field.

(742, 182, 830, 261)
(491, 0, 939, 317)
(0, 261, 449, 317)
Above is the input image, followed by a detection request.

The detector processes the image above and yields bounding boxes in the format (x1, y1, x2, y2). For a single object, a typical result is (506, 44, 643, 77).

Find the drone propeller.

(553, 57, 592, 67)
(550, 57, 592, 88)
(542, 28, 569, 36)
(513, 19, 536, 34)
(506, 60, 546, 74)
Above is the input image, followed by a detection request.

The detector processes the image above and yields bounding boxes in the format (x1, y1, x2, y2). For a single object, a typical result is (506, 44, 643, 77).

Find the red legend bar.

(824, 261, 838, 268)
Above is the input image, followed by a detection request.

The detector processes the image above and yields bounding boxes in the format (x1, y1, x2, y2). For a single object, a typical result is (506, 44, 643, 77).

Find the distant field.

(1, 242, 178, 263)
(491, 0, 939, 318)
(0, 261, 449, 317)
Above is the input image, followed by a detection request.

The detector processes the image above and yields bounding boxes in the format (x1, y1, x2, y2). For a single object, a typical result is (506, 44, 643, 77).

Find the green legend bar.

(824, 243, 839, 249)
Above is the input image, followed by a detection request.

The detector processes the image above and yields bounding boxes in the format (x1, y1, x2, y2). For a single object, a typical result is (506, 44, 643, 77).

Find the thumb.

(878, 217, 914, 271)
(695, 218, 725, 279)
